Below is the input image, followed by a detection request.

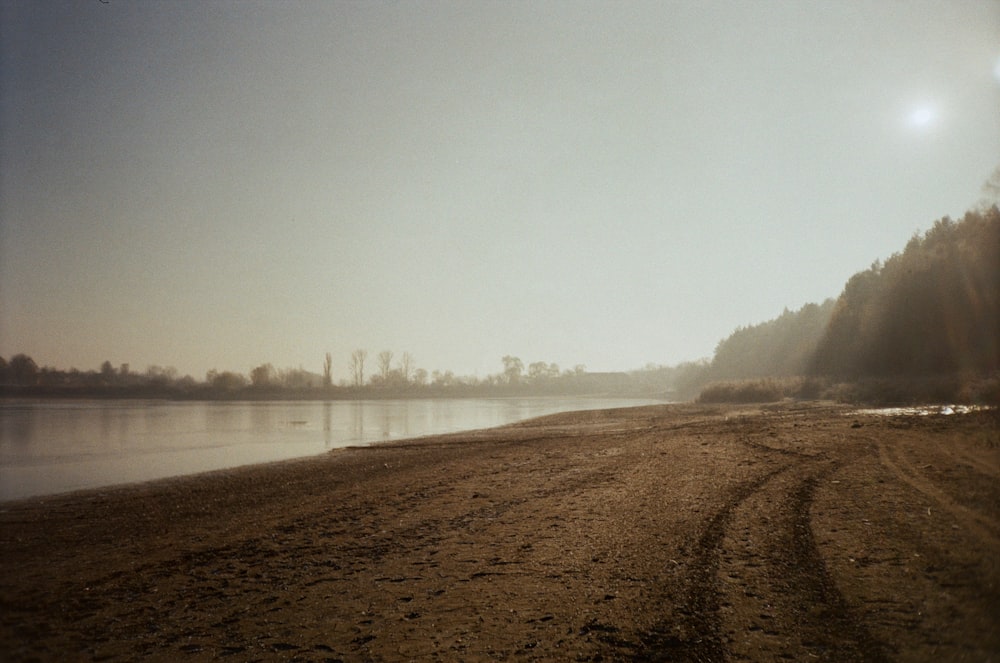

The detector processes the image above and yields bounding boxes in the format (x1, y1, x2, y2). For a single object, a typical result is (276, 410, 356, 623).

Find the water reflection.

(351, 400, 365, 443)
(851, 404, 992, 416)
(323, 401, 332, 448)
(0, 397, 662, 500)
(379, 403, 393, 440)
(249, 402, 273, 434)
(0, 403, 36, 452)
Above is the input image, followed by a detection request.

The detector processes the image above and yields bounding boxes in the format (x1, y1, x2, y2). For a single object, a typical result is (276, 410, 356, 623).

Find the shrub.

(819, 372, 999, 406)
(696, 377, 818, 403)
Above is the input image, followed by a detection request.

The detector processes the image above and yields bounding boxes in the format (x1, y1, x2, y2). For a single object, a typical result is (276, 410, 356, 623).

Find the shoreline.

(2, 402, 997, 660)
(0, 396, 665, 503)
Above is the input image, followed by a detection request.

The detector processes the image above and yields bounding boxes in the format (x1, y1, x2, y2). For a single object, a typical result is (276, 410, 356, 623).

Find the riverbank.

(1, 402, 997, 661)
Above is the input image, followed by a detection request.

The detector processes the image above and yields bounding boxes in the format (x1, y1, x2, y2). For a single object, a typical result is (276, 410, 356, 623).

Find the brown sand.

(1, 402, 998, 662)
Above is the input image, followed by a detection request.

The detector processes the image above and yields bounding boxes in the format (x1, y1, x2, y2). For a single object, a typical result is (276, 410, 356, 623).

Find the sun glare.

(906, 105, 936, 130)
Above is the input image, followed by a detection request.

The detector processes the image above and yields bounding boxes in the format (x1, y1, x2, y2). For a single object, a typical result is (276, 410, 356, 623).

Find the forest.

(696, 205, 999, 404)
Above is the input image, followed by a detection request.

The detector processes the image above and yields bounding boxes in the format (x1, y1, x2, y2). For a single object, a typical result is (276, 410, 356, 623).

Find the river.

(0, 397, 662, 501)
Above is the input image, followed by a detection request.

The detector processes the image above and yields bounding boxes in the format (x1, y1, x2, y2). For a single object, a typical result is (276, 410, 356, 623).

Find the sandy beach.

(1, 402, 998, 661)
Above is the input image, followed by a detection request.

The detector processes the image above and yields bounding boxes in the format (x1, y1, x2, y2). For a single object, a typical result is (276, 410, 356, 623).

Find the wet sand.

(1, 402, 998, 661)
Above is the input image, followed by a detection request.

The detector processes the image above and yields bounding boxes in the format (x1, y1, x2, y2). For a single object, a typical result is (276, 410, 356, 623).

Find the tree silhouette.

(400, 352, 414, 383)
(377, 350, 393, 384)
(323, 353, 333, 388)
(350, 349, 368, 387)
(811, 207, 999, 377)
(981, 165, 1000, 206)
(9, 354, 38, 386)
(708, 300, 835, 380)
(502, 356, 523, 385)
(250, 363, 276, 387)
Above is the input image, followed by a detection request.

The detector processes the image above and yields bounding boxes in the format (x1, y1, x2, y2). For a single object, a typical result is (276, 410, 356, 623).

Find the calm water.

(0, 397, 661, 501)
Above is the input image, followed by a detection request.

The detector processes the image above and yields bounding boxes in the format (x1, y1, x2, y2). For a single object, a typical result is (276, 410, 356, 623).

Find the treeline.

(811, 208, 998, 377)
(0, 356, 200, 398)
(0, 352, 674, 400)
(693, 205, 1000, 404)
(708, 300, 836, 380)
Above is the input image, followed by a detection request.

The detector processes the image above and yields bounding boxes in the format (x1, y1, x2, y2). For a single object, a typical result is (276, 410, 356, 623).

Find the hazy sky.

(2, 1, 998, 380)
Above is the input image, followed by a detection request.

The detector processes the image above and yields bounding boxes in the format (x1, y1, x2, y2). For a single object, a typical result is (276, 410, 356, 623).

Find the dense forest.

(810, 207, 998, 377)
(707, 300, 835, 381)
(696, 205, 1000, 404)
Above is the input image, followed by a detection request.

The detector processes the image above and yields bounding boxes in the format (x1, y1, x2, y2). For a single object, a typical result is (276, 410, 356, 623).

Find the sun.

(907, 105, 936, 129)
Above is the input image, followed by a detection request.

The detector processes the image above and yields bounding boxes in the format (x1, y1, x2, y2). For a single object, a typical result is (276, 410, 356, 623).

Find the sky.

(2, 0, 998, 381)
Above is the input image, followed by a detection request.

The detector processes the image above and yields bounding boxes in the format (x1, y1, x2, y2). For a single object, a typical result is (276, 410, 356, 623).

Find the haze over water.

(0, 397, 661, 501)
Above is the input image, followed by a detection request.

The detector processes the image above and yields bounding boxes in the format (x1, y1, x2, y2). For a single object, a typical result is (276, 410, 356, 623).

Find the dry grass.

(697, 373, 1000, 407)
(696, 376, 822, 404)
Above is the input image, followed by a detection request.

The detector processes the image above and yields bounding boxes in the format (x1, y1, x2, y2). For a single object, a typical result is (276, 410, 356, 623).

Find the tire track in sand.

(877, 439, 1000, 549)
(634, 466, 785, 661)
(636, 442, 889, 662)
(719, 459, 890, 662)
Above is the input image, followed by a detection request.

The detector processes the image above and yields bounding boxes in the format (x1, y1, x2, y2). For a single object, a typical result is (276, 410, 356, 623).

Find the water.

(0, 397, 661, 501)
(851, 404, 991, 416)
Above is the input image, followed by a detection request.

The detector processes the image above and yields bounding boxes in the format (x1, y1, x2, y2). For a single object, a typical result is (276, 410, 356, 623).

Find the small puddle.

(851, 404, 992, 417)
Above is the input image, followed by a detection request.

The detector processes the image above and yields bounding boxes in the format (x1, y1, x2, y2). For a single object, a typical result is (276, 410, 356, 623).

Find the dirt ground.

(1, 402, 998, 662)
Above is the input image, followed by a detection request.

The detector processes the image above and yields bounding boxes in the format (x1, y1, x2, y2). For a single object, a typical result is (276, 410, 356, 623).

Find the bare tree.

(399, 352, 414, 383)
(323, 352, 333, 388)
(377, 350, 394, 383)
(982, 164, 1000, 207)
(349, 349, 368, 387)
